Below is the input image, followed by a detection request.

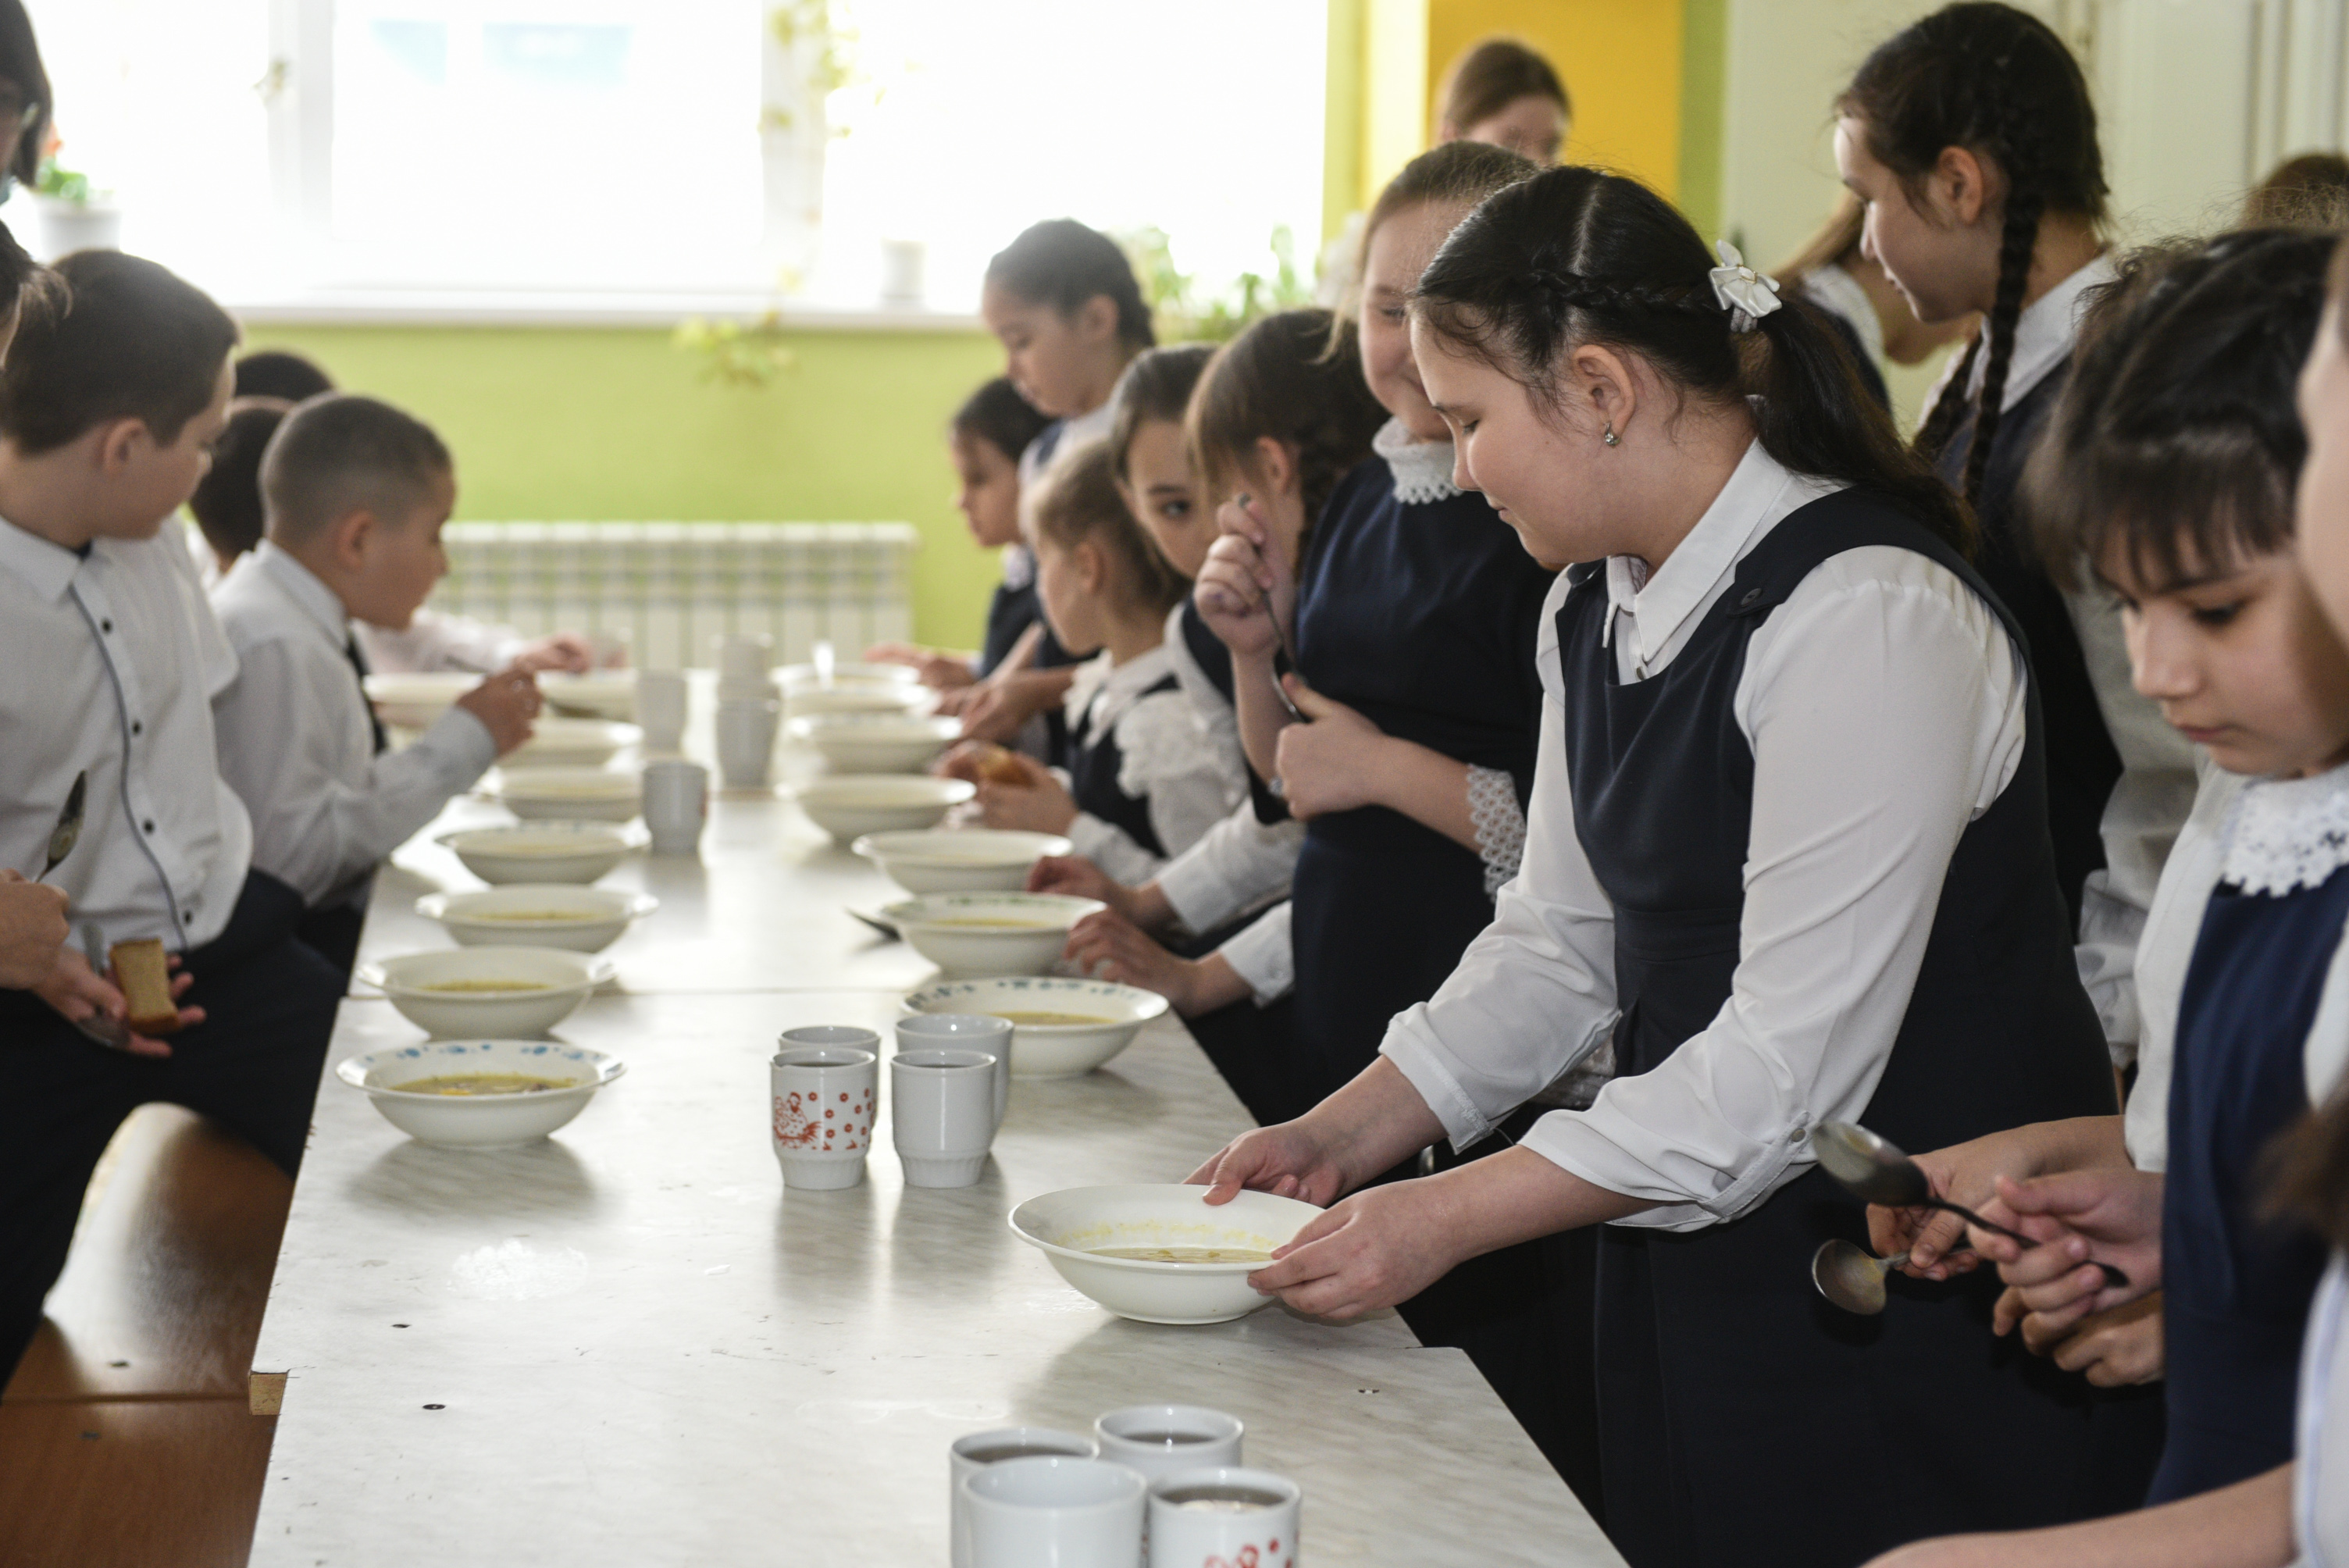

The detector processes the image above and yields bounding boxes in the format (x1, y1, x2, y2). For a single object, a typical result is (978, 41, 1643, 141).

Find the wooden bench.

(0, 1103, 292, 1568)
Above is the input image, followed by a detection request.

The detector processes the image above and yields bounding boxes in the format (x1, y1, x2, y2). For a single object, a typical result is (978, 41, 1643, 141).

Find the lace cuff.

(1466, 764, 1527, 900)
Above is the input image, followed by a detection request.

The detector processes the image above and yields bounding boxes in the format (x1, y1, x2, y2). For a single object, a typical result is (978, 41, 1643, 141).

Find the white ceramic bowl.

(904, 977, 1166, 1078)
(537, 672, 638, 720)
(508, 718, 643, 768)
(881, 893, 1104, 978)
(784, 686, 929, 722)
(359, 946, 610, 1039)
(791, 775, 975, 843)
(437, 822, 637, 886)
(363, 671, 479, 730)
(415, 885, 658, 953)
(1009, 1185, 1323, 1324)
(493, 766, 643, 822)
(781, 661, 923, 691)
(851, 829, 1074, 894)
(337, 1038, 625, 1148)
(788, 713, 962, 774)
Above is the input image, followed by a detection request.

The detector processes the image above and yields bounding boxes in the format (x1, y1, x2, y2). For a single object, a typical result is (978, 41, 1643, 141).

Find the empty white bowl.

(363, 671, 479, 731)
(437, 822, 637, 885)
(508, 718, 643, 768)
(1009, 1185, 1323, 1324)
(904, 977, 1166, 1077)
(415, 885, 658, 953)
(851, 829, 1073, 894)
(882, 893, 1104, 978)
(791, 775, 975, 843)
(337, 1038, 624, 1148)
(788, 712, 962, 774)
(785, 686, 929, 722)
(781, 661, 923, 691)
(537, 672, 638, 720)
(359, 946, 610, 1039)
(493, 766, 643, 822)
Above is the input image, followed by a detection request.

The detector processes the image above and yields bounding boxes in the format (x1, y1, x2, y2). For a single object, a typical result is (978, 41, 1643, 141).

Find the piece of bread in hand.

(973, 744, 1029, 786)
(109, 938, 183, 1036)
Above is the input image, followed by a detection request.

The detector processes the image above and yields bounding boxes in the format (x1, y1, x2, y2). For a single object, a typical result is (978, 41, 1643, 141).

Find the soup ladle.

(1809, 1121, 2129, 1290)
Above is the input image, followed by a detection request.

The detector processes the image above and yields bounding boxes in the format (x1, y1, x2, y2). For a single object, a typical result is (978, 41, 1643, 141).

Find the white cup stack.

(641, 759, 708, 856)
(635, 669, 688, 754)
(713, 634, 781, 789)
(895, 1014, 1011, 1133)
(769, 1029, 879, 1191)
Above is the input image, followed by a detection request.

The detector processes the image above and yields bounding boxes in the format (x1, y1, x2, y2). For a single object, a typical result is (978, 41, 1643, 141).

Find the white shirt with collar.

(1381, 440, 2029, 1231)
(1059, 643, 1247, 888)
(212, 542, 497, 909)
(0, 516, 252, 951)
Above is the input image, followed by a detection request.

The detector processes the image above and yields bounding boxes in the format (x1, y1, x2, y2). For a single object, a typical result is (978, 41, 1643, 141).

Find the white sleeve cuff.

(1215, 903, 1292, 1004)
(1516, 1102, 1805, 1234)
(1379, 1011, 1506, 1150)
(419, 704, 501, 785)
(1065, 812, 1163, 887)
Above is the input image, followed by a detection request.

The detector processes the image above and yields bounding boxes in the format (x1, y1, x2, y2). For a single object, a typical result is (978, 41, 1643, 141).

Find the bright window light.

(19, 0, 1328, 315)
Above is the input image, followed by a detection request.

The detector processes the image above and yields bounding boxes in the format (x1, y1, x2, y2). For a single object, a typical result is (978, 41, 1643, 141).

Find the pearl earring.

(1602, 422, 1620, 447)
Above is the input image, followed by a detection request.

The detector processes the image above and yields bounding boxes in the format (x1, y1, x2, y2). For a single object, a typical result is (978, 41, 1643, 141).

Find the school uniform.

(2299, 1251, 2349, 1565)
(1382, 442, 2146, 1568)
(1795, 265, 1893, 412)
(1058, 645, 1245, 885)
(212, 543, 499, 975)
(355, 606, 529, 675)
(2150, 767, 2349, 1502)
(977, 404, 1113, 681)
(2122, 762, 2242, 1171)
(0, 519, 344, 1382)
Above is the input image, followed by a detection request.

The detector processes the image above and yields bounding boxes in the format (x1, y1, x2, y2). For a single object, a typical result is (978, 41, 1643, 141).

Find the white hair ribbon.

(1708, 240, 1783, 334)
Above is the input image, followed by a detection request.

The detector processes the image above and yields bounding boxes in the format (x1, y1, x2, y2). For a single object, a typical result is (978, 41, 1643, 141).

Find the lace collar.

(2222, 762, 2349, 896)
(1373, 418, 1460, 504)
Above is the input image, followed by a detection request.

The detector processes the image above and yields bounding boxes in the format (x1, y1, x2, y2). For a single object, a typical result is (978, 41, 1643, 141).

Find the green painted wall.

(241, 324, 1006, 647)
(1677, 0, 1728, 242)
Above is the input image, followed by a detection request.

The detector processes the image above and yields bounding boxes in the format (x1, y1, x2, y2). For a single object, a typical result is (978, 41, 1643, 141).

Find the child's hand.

(35, 945, 195, 1057)
(956, 668, 1069, 743)
(1194, 495, 1294, 661)
(1270, 679, 1388, 818)
(866, 642, 975, 690)
(974, 756, 1078, 835)
(1973, 1169, 2163, 1337)
(1028, 854, 1128, 912)
(457, 667, 543, 755)
(512, 633, 595, 675)
(1064, 909, 1204, 1011)
(2034, 1290, 2164, 1384)
(1862, 1121, 2076, 1278)
(0, 871, 69, 989)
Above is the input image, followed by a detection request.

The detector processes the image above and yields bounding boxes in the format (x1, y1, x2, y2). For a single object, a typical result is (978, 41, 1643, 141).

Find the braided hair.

(1413, 165, 1971, 552)
(1186, 308, 1389, 537)
(1841, 3, 2106, 506)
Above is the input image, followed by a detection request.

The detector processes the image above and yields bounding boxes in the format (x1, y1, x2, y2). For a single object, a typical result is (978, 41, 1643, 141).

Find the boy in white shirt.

(212, 394, 538, 975)
(0, 251, 347, 1382)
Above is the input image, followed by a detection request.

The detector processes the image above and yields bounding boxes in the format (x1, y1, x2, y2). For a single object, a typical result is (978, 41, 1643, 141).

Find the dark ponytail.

(1413, 165, 1973, 553)
(1841, 2, 2106, 506)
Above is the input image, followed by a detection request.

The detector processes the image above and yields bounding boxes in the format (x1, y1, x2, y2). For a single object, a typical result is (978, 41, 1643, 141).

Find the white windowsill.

(223, 288, 985, 331)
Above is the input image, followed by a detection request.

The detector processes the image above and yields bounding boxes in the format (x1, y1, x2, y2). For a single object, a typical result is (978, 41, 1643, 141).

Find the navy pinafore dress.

(2152, 783, 2347, 1502)
(1555, 491, 2152, 1568)
(1065, 670, 1183, 857)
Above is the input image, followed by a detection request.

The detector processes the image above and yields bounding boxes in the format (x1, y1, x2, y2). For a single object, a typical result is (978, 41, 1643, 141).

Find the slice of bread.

(110, 938, 183, 1036)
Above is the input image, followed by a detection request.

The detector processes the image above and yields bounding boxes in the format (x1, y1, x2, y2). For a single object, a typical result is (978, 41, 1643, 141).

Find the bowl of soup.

(780, 661, 923, 693)
(536, 671, 638, 721)
(491, 766, 643, 823)
(337, 1038, 625, 1148)
(787, 712, 962, 775)
(415, 885, 658, 953)
(851, 829, 1074, 894)
(358, 946, 610, 1039)
(362, 671, 479, 731)
(508, 718, 643, 769)
(880, 893, 1104, 978)
(784, 685, 929, 723)
(437, 822, 639, 886)
(791, 775, 975, 844)
(1009, 1185, 1323, 1324)
(904, 976, 1166, 1077)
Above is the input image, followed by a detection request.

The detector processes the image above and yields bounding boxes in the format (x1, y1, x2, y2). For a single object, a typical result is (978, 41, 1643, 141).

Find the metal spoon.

(1813, 1238, 1899, 1314)
(37, 770, 86, 882)
(71, 921, 132, 1052)
(1231, 494, 1306, 722)
(1810, 1121, 2130, 1288)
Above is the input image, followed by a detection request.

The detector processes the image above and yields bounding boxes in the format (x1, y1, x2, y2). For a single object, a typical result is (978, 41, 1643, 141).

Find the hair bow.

(1708, 241, 1783, 333)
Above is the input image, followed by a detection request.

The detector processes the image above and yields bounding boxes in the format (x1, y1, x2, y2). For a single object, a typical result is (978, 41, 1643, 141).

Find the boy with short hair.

(211, 394, 538, 975)
(0, 251, 345, 1381)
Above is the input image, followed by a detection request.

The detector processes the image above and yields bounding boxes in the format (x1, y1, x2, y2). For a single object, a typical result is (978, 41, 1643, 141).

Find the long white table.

(245, 729, 1620, 1566)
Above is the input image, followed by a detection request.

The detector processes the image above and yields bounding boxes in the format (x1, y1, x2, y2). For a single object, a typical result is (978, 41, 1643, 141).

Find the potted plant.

(30, 147, 120, 261)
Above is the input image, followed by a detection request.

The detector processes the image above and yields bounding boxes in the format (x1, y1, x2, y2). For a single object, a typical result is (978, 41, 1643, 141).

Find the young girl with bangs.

(1189, 164, 2132, 1568)
(1836, 2, 2198, 1083)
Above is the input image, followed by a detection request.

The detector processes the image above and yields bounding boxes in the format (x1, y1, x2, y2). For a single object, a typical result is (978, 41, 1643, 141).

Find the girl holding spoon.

(1189, 165, 2130, 1567)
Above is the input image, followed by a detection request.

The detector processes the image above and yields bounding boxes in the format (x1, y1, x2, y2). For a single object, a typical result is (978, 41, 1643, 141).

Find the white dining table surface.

(245, 691, 1621, 1567)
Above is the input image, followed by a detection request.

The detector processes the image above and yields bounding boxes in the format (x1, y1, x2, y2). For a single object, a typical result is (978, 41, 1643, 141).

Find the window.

(20, 0, 1328, 318)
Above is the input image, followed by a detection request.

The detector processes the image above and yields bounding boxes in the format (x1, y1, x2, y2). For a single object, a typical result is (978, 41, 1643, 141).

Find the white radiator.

(427, 521, 921, 669)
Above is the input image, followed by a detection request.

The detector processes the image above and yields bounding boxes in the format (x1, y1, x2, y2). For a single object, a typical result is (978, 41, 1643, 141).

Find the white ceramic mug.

(890, 1048, 996, 1188)
(1093, 1406, 1244, 1483)
(964, 1455, 1145, 1568)
(642, 759, 708, 855)
(769, 1046, 876, 1190)
(715, 697, 780, 789)
(635, 670, 687, 753)
(896, 1014, 1011, 1131)
(949, 1427, 1097, 1568)
(1146, 1467, 1299, 1568)
(714, 631, 773, 682)
(779, 1025, 881, 1054)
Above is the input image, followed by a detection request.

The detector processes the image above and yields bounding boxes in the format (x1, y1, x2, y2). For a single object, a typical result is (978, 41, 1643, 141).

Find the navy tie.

(344, 634, 388, 755)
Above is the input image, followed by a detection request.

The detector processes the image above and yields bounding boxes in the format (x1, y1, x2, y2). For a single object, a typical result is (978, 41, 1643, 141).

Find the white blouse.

(2300, 1254, 2349, 1567)
(1381, 441, 2030, 1231)
(2119, 761, 2242, 1171)
(1060, 645, 1248, 888)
